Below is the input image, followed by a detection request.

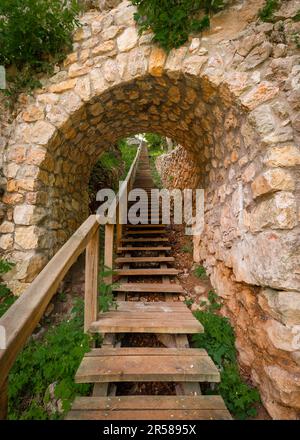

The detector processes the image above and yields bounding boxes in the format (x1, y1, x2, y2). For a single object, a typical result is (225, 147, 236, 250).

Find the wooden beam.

(104, 224, 114, 284)
(84, 229, 100, 332)
(0, 377, 7, 420)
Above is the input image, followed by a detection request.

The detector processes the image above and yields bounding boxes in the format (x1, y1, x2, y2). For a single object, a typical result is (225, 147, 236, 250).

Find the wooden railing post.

(104, 224, 114, 284)
(0, 377, 8, 420)
(84, 229, 100, 332)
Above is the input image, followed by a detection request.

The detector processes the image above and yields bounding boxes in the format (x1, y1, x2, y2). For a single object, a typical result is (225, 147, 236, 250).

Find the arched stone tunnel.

(0, 0, 300, 419)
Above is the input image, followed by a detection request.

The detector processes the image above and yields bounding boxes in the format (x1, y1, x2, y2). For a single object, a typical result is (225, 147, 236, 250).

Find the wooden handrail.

(0, 143, 142, 419)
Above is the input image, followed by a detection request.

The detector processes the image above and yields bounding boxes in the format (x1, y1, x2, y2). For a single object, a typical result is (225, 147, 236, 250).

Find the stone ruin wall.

(0, 0, 300, 418)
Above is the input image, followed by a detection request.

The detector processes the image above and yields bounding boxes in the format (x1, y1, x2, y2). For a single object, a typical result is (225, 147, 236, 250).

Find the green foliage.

(192, 292, 260, 419)
(118, 139, 139, 177)
(0, 259, 16, 318)
(194, 264, 207, 279)
(131, 0, 225, 52)
(8, 298, 92, 419)
(181, 243, 193, 254)
(0, 0, 80, 68)
(2, 67, 42, 110)
(219, 364, 260, 419)
(145, 133, 166, 188)
(258, 0, 280, 22)
(207, 289, 222, 312)
(99, 267, 119, 313)
(293, 11, 300, 22)
(0, 0, 80, 108)
(144, 133, 167, 152)
(184, 298, 194, 308)
(98, 151, 120, 172)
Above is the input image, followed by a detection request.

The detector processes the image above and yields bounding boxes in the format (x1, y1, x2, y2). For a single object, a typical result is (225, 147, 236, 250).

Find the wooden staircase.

(66, 146, 232, 420)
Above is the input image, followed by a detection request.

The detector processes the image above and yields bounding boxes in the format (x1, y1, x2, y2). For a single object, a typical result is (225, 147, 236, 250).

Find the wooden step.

(115, 256, 175, 264)
(67, 395, 232, 420)
(116, 268, 179, 276)
(113, 283, 183, 293)
(126, 230, 166, 235)
(127, 224, 166, 228)
(117, 246, 172, 252)
(122, 237, 169, 243)
(89, 303, 202, 334)
(75, 347, 219, 383)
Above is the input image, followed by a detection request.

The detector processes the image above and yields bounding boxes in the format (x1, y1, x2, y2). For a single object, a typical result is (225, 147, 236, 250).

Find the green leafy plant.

(2, 67, 42, 110)
(8, 298, 93, 419)
(258, 0, 280, 22)
(99, 267, 119, 313)
(194, 264, 207, 279)
(293, 10, 300, 22)
(131, 0, 225, 52)
(181, 243, 193, 254)
(184, 298, 194, 308)
(118, 139, 139, 177)
(0, 260, 16, 317)
(0, 0, 80, 107)
(0, 0, 80, 68)
(192, 293, 260, 419)
(207, 289, 222, 312)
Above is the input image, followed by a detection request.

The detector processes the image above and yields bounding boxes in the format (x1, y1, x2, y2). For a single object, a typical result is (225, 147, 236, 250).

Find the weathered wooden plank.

(115, 256, 174, 264)
(117, 247, 172, 252)
(67, 409, 231, 420)
(113, 283, 183, 293)
(104, 224, 114, 284)
(75, 353, 220, 383)
(69, 395, 229, 411)
(86, 347, 208, 357)
(0, 378, 8, 420)
(88, 318, 203, 334)
(116, 268, 179, 276)
(122, 237, 168, 242)
(126, 230, 167, 235)
(84, 229, 99, 332)
(97, 312, 194, 320)
(127, 224, 166, 228)
(113, 301, 186, 311)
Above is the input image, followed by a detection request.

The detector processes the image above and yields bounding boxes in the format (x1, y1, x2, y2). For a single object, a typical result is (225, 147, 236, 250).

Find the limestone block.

(117, 27, 138, 52)
(260, 288, 300, 326)
(13, 205, 46, 225)
(264, 145, 300, 167)
(252, 169, 295, 198)
(149, 47, 166, 77)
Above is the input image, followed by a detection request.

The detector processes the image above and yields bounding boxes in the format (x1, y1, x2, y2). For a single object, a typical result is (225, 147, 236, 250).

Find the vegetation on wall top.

(258, 0, 280, 22)
(131, 0, 226, 51)
(0, 0, 80, 108)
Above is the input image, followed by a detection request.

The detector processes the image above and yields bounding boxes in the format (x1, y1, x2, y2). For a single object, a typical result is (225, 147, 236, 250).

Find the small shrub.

(0, 0, 80, 107)
(0, 0, 80, 68)
(131, 0, 225, 52)
(194, 265, 207, 279)
(8, 298, 93, 419)
(192, 293, 260, 419)
(181, 244, 193, 254)
(184, 298, 194, 308)
(99, 267, 119, 313)
(118, 139, 139, 177)
(293, 10, 300, 22)
(258, 0, 280, 22)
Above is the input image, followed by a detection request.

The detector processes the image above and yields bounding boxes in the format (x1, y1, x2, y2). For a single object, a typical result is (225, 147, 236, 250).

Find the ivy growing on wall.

(131, 0, 226, 52)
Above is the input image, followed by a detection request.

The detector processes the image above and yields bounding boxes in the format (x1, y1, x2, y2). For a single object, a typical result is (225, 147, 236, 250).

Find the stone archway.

(1, 0, 300, 418)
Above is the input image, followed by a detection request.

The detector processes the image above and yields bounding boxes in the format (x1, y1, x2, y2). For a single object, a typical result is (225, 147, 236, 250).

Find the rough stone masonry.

(0, 0, 300, 418)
